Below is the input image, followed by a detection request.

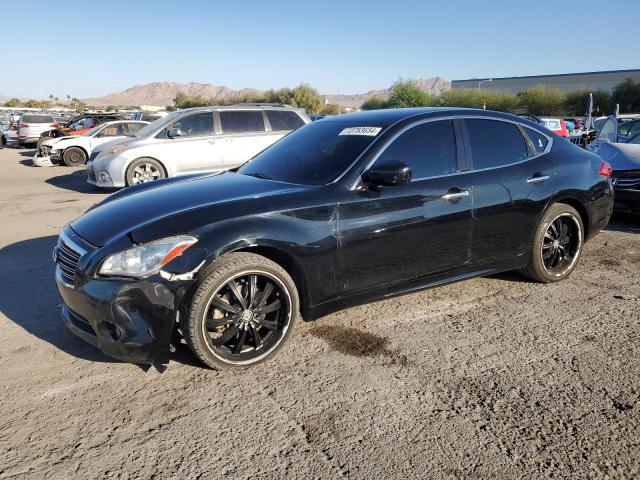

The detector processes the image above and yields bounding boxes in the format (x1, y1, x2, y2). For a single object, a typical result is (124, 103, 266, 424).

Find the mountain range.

(80, 78, 452, 109)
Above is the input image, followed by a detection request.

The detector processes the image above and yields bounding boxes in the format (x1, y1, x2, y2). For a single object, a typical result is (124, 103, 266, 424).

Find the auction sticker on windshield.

(339, 127, 382, 136)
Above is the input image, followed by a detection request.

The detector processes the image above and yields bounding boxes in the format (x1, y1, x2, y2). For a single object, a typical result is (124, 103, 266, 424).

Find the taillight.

(50, 124, 59, 128)
(598, 161, 612, 177)
(20, 123, 29, 128)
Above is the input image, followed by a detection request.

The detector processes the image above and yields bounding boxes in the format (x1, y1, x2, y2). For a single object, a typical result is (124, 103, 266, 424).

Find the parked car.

(86, 105, 309, 188)
(0, 113, 10, 130)
(588, 116, 640, 213)
(17, 113, 58, 146)
(0, 125, 9, 148)
(540, 117, 569, 137)
(38, 112, 128, 146)
(54, 108, 614, 369)
(33, 120, 149, 167)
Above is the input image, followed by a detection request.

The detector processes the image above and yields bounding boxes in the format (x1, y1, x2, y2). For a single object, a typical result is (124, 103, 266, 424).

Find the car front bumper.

(53, 229, 200, 367)
(86, 160, 125, 188)
(613, 188, 640, 213)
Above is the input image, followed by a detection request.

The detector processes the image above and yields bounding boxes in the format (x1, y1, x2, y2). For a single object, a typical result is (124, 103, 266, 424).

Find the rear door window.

(523, 127, 549, 154)
(266, 110, 305, 131)
(124, 122, 146, 136)
(375, 120, 458, 179)
(220, 111, 265, 134)
(465, 119, 529, 169)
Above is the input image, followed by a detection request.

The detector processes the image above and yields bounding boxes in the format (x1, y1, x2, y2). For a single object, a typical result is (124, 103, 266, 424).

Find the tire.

(183, 252, 300, 369)
(125, 157, 166, 186)
(62, 147, 87, 166)
(520, 203, 584, 283)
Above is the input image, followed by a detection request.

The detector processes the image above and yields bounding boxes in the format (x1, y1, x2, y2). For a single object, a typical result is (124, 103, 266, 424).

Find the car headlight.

(99, 235, 198, 278)
(97, 143, 128, 160)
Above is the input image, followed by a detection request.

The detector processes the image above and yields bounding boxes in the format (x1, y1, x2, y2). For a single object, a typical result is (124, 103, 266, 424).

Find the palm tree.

(66, 94, 71, 106)
(54, 96, 59, 104)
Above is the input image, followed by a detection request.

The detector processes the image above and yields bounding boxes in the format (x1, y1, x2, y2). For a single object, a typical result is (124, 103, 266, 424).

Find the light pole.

(478, 78, 493, 91)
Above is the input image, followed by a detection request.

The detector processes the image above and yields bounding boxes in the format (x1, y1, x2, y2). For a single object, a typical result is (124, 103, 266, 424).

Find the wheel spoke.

(227, 280, 247, 309)
(212, 324, 240, 346)
(560, 220, 568, 240)
(550, 222, 559, 238)
(257, 282, 274, 308)
(211, 297, 240, 315)
(206, 316, 236, 330)
(249, 323, 263, 348)
(249, 275, 257, 307)
(259, 299, 281, 314)
(543, 248, 555, 260)
(255, 317, 279, 330)
(544, 232, 554, 241)
(233, 327, 247, 354)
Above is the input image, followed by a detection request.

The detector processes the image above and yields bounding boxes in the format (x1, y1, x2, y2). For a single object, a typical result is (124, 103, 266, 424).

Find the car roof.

(322, 107, 529, 129)
(174, 104, 305, 113)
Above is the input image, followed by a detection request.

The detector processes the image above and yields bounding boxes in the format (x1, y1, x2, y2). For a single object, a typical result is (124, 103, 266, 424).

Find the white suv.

(87, 105, 310, 188)
(18, 113, 58, 146)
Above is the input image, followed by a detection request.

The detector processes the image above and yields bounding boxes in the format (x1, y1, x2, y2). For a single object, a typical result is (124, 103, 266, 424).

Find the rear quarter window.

(524, 127, 549, 154)
(266, 110, 305, 131)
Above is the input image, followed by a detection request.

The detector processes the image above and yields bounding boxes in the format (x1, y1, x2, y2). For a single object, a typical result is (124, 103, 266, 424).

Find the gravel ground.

(0, 141, 638, 480)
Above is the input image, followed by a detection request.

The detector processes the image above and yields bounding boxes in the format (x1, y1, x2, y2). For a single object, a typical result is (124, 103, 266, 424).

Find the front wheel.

(520, 203, 584, 283)
(183, 253, 299, 369)
(62, 147, 87, 166)
(125, 157, 166, 186)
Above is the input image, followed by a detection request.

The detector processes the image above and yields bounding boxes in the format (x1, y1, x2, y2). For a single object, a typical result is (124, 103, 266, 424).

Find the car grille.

(38, 144, 52, 157)
(56, 235, 83, 285)
(612, 170, 640, 189)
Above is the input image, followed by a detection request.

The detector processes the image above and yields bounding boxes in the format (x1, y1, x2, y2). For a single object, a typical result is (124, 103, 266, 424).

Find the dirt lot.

(0, 141, 638, 480)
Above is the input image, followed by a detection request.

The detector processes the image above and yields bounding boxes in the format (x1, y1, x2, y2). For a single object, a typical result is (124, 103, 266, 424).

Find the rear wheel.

(125, 158, 165, 186)
(520, 203, 584, 283)
(62, 147, 87, 166)
(183, 253, 299, 369)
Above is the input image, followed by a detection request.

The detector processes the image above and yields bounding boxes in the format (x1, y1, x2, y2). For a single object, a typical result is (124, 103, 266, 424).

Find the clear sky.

(3, 0, 639, 99)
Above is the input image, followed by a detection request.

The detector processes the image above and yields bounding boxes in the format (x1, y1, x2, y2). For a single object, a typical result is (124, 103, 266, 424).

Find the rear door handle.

(441, 189, 469, 201)
(527, 174, 550, 184)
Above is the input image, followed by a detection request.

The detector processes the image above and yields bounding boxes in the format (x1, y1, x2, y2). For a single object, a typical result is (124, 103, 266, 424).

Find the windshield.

(238, 121, 384, 185)
(134, 111, 180, 138)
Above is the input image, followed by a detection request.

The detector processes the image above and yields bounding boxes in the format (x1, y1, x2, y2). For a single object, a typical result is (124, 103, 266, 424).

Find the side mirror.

(363, 161, 412, 186)
(167, 127, 184, 139)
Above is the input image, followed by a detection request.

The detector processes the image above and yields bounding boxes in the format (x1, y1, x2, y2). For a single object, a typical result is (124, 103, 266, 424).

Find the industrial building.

(452, 69, 640, 93)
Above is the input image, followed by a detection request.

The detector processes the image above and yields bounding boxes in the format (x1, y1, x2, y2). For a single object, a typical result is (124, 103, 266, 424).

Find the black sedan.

(54, 108, 614, 369)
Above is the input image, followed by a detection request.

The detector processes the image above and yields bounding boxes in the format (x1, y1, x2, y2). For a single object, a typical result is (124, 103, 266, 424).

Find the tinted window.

(598, 117, 617, 142)
(238, 122, 381, 185)
(22, 114, 55, 123)
(220, 111, 265, 134)
(628, 134, 640, 145)
(466, 119, 528, 169)
(266, 110, 305, 131)
(524, 127, 549, 154)
(171, 112, 214, 138)
(375, 121, 457, 179)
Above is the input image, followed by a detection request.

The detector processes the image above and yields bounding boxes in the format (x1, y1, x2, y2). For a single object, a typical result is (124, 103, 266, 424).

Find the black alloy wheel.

(184, 253, 299, 369)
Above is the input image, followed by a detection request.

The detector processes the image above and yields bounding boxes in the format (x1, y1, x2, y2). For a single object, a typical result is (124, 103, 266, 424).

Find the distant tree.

(564, 89, 613, 116)
(25, 99, 46, 108)
(517, 86, 566, 116)
(612, 78, 640, 113)
(387, 79, 434, 108)
(71, 97, 79, 109)
(361, 95, 389, 110)
(4, 98, 22, 107)
(54, 96, 59, 104)
(321, 103, 341, 115)
(66, 94, 71, 105)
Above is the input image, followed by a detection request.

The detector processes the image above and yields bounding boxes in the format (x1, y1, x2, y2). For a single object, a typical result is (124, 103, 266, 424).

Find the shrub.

(387, 79, 434, 108)
(517, 86, 566, 116)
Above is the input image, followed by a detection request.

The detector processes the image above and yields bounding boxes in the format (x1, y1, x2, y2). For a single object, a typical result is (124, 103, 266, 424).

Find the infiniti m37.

(53, 108, 613, 369)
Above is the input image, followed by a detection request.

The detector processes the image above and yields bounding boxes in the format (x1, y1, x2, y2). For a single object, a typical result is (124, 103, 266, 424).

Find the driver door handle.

(441, 189, 469, 201)
(527, 174, 550, 184)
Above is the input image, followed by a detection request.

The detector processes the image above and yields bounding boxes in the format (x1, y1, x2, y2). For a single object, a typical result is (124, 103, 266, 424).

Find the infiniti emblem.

(611, 178, 618, 185)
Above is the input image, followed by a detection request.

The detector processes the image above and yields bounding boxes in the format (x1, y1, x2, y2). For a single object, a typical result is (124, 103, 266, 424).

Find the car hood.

(47, 136, 80, 148)
(596, 142, 640, 170)
(70, 172, 307, 247)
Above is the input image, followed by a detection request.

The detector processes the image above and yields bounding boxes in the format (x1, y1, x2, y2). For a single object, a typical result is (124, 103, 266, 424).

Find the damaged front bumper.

(54, 230, 203, 367)
(33, 146, 60, 167)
